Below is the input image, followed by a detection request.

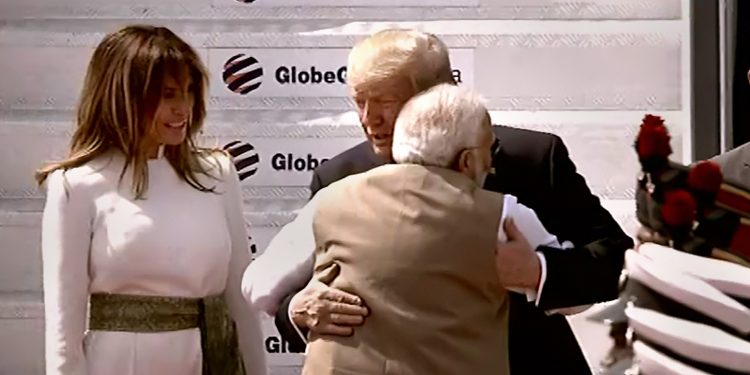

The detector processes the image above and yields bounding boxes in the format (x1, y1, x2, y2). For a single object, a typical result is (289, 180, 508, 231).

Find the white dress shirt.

(242, 188, 590, 344)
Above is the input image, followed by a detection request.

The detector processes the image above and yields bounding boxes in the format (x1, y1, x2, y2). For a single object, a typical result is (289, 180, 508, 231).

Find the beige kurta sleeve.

(219, 154, 269, 375)
(41, 169, 92, 375)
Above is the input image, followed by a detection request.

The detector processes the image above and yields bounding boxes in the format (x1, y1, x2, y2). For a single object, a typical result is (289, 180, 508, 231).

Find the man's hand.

(495, 219, 542, 290)
(289, 280, 369, 336)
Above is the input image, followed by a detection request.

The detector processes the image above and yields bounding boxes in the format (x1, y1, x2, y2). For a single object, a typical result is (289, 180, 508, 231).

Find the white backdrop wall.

(0, 1, 691, 374)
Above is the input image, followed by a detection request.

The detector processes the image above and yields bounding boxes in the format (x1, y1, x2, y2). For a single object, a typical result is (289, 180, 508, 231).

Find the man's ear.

(456, 149, 472, 173)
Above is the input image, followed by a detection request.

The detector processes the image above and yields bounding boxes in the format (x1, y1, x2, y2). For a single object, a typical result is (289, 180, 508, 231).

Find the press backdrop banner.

(210, 48, 475, 98)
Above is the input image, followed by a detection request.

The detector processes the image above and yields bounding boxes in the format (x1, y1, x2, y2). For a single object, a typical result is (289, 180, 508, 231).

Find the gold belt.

(88, 293, 246, 375)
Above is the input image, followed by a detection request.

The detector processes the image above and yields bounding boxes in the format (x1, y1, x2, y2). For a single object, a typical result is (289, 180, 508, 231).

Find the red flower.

(636, 114, 672, 160)
(661, 189, 696, 228)
(642, 114, 665, 127)
(687, 161, 723, 194)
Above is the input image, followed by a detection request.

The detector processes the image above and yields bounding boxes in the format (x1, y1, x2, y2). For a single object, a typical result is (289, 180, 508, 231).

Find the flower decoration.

(687, 160, 723, 194)
(661, 189, 697, 228)
(635, 114, 672, 172)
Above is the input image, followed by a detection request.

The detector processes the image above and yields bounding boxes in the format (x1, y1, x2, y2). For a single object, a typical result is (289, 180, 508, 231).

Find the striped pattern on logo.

(223, 140, 260, 181)
(223, 54, 263, 95)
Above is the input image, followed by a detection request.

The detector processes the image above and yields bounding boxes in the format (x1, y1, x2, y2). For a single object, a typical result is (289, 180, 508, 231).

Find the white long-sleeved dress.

(41, 149, 268, 375)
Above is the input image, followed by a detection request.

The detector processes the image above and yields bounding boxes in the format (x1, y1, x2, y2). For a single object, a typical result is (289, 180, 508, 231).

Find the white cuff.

(524, 252, 548, 306)
(545, 304, 594, 316)
(287, 293, 309, 349)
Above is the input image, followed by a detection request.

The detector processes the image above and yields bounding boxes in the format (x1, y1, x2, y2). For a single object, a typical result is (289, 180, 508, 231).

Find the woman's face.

(143, 73, 193, 156)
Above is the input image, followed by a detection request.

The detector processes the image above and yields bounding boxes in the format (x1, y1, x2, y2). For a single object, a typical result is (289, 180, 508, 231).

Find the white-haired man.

(242, 29, 633, 374)
(301, 83, 576, 375)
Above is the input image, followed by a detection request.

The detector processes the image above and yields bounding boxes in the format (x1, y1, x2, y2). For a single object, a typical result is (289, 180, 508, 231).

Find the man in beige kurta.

(305, 161, 509, 375)
(301, 84, 574, 375)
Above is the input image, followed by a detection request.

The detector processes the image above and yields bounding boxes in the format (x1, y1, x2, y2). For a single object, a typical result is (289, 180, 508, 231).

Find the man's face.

(352, 78, 417, 160)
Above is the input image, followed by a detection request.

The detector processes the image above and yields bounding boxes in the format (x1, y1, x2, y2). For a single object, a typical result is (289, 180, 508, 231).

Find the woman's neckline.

(147, 145, 166, 162)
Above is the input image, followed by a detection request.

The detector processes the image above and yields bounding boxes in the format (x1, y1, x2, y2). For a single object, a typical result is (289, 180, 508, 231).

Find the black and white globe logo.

(223, 54, 263, 95)
(223, 140, 260, 181)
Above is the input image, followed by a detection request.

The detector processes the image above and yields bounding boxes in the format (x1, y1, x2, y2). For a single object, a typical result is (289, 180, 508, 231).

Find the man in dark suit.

(242, 28, 633, 374)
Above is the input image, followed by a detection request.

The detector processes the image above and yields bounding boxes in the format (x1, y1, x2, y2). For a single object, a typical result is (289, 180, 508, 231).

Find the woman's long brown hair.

(36, 25, 220, 198)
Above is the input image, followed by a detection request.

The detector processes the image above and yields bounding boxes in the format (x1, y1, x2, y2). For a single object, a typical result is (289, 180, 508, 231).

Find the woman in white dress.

(35, 25, 268, 375)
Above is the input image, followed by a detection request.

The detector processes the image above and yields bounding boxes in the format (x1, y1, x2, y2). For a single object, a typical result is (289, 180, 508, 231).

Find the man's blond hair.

(346, 28, 455, 92)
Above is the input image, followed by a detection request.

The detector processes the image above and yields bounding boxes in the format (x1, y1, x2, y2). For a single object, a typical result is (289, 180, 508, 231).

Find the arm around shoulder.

(262, 170, 334, 351)
(244, 189, 327, 349)
(240, 183, 322, 316)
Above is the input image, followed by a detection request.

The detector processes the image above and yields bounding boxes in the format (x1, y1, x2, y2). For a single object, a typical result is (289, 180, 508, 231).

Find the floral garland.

(633, 114, 750, 265)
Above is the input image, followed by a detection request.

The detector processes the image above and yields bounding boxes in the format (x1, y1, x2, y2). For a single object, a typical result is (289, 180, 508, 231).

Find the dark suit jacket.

(274, 125, 634, 374)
